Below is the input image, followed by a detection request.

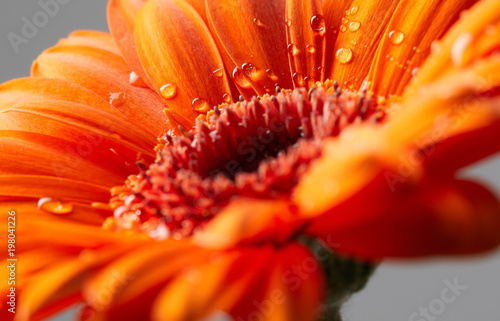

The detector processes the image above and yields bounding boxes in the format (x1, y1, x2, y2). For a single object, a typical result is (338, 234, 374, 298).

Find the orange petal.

(134, 0, 232, 128)
(306, 179, 500, 259)
(152, 247, 274, 321)
(324, 0, 400, 90)
(207, 0, 294, 95)
(229, 244, 324, 321)
(322, 0, 354, 78)
(107, 0, 152, 88)
(369, 0, 476, 96)
(286, 0, 326, 88)
(83, 240, 206, 320)
(56, 30, 122, 55)
(31, 39, 169, 137)
(404, 0, 500, 97)
(194, 198, 306, 249)
(0, 77, 124, 116)
(17, 244, 136, 321)
(0, 175, 111, 203)
(184, 0, 207, 23)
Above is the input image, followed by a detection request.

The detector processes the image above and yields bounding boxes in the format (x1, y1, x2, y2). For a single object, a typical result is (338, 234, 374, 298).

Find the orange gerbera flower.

(1, 0, 500, 320)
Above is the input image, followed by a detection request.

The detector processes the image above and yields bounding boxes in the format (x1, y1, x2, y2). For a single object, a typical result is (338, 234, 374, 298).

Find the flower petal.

(31, 37, 169, 137)
(57, 30, 122, 55)
(134, 0, 232, 128)
(207, 0, 294, 94)
(0, 77, 123, 116)
(0, 175, 111, 203)
(368, 0, 476, 96)
(306, 179, 500, 259)
(286, 0, 326, 88)
(107, 0, 151, 87)
(324, 0, 399, 90)
(194, 198, 306, 249)
(404, 0, 500, 96)
(83, 241, 207, 321)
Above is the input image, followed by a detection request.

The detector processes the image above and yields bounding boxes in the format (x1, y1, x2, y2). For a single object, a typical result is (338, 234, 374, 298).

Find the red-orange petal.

(324, 0, 399, 90)
(107, 0, 151, 88)
(31, 36, 169, 137)
(368, 0, 476, 97)
(194, 198, 306, 249)
(404, 0, 500, 96)
(286, 0, 326, 88)
(207, 0, 294, 94)
(134, 0, 232, 128)
(306, 179, 500, 259)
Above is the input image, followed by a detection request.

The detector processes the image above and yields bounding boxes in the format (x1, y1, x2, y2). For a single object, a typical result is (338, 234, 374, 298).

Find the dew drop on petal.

(389, 30, 405, 45)
(304, 76, 315, 88)
(253, 18, 263, 27)
(232, 67, 251, 88)
(349, 21, 361, 32)
(109, 92, 126, 107)
(266, 69, 279, 82)
(242, 63, 258, 77)
(212, 68, 224, 78)
(285, 19, 292, 27)
(335, 48, 353, 64)
(451, 33, 473, 68)
(222, 93, 231, 103)
(341, 18, 349, 25)
(38, 197, 74, 215)
(350, 6, 359, 15)
(306, 45, 316, 54)
(310, 14, 326, 36)
(129, 71, 146, 87)
(192, 98, 210, 113)
(411, 67, 419, 76)
(287, 43, 300, 56)
(340, 25, 347, 33)
(292, 73, 304, 87)
(160, 83, 178, 100)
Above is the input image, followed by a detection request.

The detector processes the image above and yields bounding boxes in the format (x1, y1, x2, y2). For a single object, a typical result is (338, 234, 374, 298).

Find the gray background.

(1, 1, 498, 320)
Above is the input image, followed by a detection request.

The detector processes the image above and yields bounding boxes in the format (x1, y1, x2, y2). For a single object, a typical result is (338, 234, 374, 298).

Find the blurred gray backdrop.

(1, 1, 498, 320)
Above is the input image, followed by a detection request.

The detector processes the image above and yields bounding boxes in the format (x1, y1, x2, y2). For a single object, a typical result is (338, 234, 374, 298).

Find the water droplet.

(451, 33, 473, 67)
(335, 48, 353, 64)
(411, 68, 419, 76)
(412, 46, 421, 53)
(350, 6, 359, 15)
(266, 69, 279, 82)
(292, 73, 304, 87)
(310, 14, 326, 36)
(316, 66, 324, 75)
(109, 92, 126, 107)
(253, 18, 263, 27)
(306, 45, 316, 54)
(222, 93, 231, 103)
(286, 19, 292, 27)
(287, 43, 300, 56)
(38, 197, 74, 215)
(304, 76, 315, 88)
(345, 10, 350, 16)
(351, 40, 357, 46)
(160, 83, 178, 100)
(232, 67, 251, 88)
(349, 21, 361, 32)
(192, 98, 210, 113)
(389, 30, 405, 45)
(212, 68, 224, 77)
(242, 63, 257, 77)
(341, 18, 349, 24)
(340, 25, 347, 33)
(129, 71, 146, 87)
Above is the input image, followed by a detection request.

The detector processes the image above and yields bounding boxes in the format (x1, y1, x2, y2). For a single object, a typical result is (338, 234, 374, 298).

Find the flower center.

(108, 83, 385, 239)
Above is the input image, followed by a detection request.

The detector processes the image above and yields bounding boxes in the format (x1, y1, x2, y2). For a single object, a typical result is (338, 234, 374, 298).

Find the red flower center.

(110, 84, 385, 239)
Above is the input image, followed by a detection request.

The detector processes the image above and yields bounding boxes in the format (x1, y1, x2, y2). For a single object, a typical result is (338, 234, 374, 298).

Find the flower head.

(1, 0, 500, 320)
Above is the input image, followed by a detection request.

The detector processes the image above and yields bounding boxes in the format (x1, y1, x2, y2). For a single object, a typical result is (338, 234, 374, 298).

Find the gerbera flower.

(1, 0, 500, 320)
